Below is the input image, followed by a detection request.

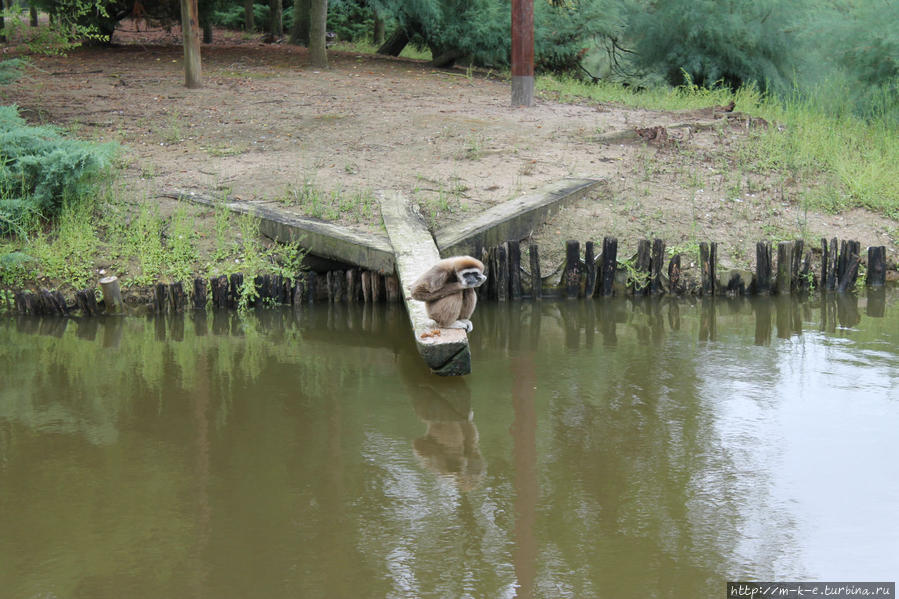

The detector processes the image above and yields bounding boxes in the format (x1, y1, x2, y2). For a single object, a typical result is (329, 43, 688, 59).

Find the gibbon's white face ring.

(458, 267, 488, 288)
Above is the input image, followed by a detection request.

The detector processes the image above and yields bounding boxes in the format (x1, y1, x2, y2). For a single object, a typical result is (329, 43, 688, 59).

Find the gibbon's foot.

(448, 319, 473, 333)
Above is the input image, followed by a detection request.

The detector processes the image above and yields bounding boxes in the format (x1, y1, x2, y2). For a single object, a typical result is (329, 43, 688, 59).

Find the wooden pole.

(650, 238, 665, 295)
(776, 242, 793, 295)
(563, 240, 580, 299)
(511, 0, 534, 107)
(529, 243, 541, 299)
(634, 239, 651, 295)
(509, 242, 523, 300)
(180, 0, 203, 88)
(584, 241, 597, 298)
(755, 241, 772, 294)
(496, 243, 510, 301)
(668, 254, 683, 295)
(99, 276, 124, 313)
(867, 246, 886, 287)
(600, 237, 617, 296)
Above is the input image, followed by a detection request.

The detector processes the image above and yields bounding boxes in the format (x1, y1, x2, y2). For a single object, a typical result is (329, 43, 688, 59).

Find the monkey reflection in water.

(409, 256, 487, 333)
(401, 354, 485, 490)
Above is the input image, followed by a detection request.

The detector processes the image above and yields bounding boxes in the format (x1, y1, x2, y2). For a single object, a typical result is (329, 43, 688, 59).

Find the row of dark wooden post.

(480, 237, 887, 301)
(6, 237, 891, 316)
(10, 269, 403, 316)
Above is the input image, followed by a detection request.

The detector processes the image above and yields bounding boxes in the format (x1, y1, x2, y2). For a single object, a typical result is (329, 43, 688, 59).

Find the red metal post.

(511, 0, 535, 106)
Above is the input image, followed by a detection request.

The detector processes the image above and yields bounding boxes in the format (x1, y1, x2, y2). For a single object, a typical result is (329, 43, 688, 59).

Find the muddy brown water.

(2, 294, 898, 598)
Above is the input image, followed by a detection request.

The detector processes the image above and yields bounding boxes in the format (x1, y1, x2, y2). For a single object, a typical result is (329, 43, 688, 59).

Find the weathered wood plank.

(378, 190, 471, 376)
(173, 189, 395, 272)
(435, 178, 604, 256)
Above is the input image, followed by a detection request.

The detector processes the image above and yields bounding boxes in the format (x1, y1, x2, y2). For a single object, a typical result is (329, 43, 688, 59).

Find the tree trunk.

(180, 0, 203, 88)
(30, 5, 39, 27)
(308, 0, 328, 67)
(244, 0, 254, 31)
(269, 0, 282, 39)
(432, 48, 463, 68)
(377, 27, 409, 56)
(290, 0, 310, 45)
(373, 13, 384, 45)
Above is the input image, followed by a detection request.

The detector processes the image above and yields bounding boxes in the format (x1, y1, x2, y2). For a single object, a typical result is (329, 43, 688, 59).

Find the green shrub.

(0, 104, 116, 234)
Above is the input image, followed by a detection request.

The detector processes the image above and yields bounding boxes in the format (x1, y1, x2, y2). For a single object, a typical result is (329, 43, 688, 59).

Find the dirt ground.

(4, 22, 897, 274)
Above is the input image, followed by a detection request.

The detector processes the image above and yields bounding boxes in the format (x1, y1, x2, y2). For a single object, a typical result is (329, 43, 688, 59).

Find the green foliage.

(0, 105, 116, 234)
(27, 199, 100, 289)
(0, 59, 27, 86)
(2, 0, 111, 53)
(625, 0, 804, 91)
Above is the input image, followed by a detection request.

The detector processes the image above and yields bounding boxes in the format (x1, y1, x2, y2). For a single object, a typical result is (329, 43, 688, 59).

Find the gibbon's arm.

(410, 281, 468, 302)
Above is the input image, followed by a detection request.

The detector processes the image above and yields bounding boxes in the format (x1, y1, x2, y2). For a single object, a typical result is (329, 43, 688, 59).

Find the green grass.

(539, 74, 899, 219)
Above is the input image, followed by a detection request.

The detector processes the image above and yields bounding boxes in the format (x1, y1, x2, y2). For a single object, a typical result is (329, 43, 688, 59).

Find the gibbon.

(409, 256, 487, 332)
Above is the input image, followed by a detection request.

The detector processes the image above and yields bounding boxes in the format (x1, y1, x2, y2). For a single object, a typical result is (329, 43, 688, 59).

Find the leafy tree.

(625, 0, 805, 91)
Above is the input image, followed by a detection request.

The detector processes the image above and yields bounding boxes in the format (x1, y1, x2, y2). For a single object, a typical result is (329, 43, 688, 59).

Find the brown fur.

(410, 256, 485, 328)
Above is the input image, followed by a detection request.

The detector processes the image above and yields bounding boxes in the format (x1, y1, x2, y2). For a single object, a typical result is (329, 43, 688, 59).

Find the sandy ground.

(3, 22, 896, 274)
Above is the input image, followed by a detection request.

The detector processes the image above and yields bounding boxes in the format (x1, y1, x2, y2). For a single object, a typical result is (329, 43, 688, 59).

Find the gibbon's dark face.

(459, 267, 487, 288)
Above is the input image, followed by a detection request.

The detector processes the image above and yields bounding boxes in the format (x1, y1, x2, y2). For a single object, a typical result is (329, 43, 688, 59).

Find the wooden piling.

(668, 254, 683, 295)
(600, 237, 617, 296)
(584, 241, 597, 299)
(169, 281, 186, 312)
(361, 271, 372, 303)
(826, 237, 839, 291)
(496, 243, 510, 301)
(385, 274, 400, 303)
(837, 240, 860, 292)
(776, 242, 793, 295)
(193, 277, 207, 309)
(371, 272, 382, 302)
(75, 289, 99, 316)
(564, 240, 580, 299)
(210, 275, 229, 308)
(700, 242, 713, 295)
(100, 276, 124, 314)
(790, 239, 804, 293)
(634, 239, 651, 295)
(755, 241, 772, 294)
(867, 246, 886, 287)
(154, 283, 168, 313)
(228, 273, 243, 308)
(650, 239, 665, 295)
(509, 242, 523, 300)
(529, 243, 541, 299)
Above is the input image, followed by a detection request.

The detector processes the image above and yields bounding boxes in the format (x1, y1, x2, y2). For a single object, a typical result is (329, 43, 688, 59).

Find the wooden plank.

(435, 178, 604, 256)
(378, 190, 471, 376)
(173, 189, 395, 273)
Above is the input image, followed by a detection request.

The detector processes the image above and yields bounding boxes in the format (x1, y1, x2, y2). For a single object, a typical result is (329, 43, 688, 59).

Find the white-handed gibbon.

(409, 256, 487, 332)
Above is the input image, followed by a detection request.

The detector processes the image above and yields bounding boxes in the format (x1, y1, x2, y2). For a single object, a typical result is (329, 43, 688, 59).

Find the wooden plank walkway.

(378, 191, 472, 376)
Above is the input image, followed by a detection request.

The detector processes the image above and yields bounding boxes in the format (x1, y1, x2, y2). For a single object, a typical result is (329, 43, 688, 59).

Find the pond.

(1, 293, 898, 598)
